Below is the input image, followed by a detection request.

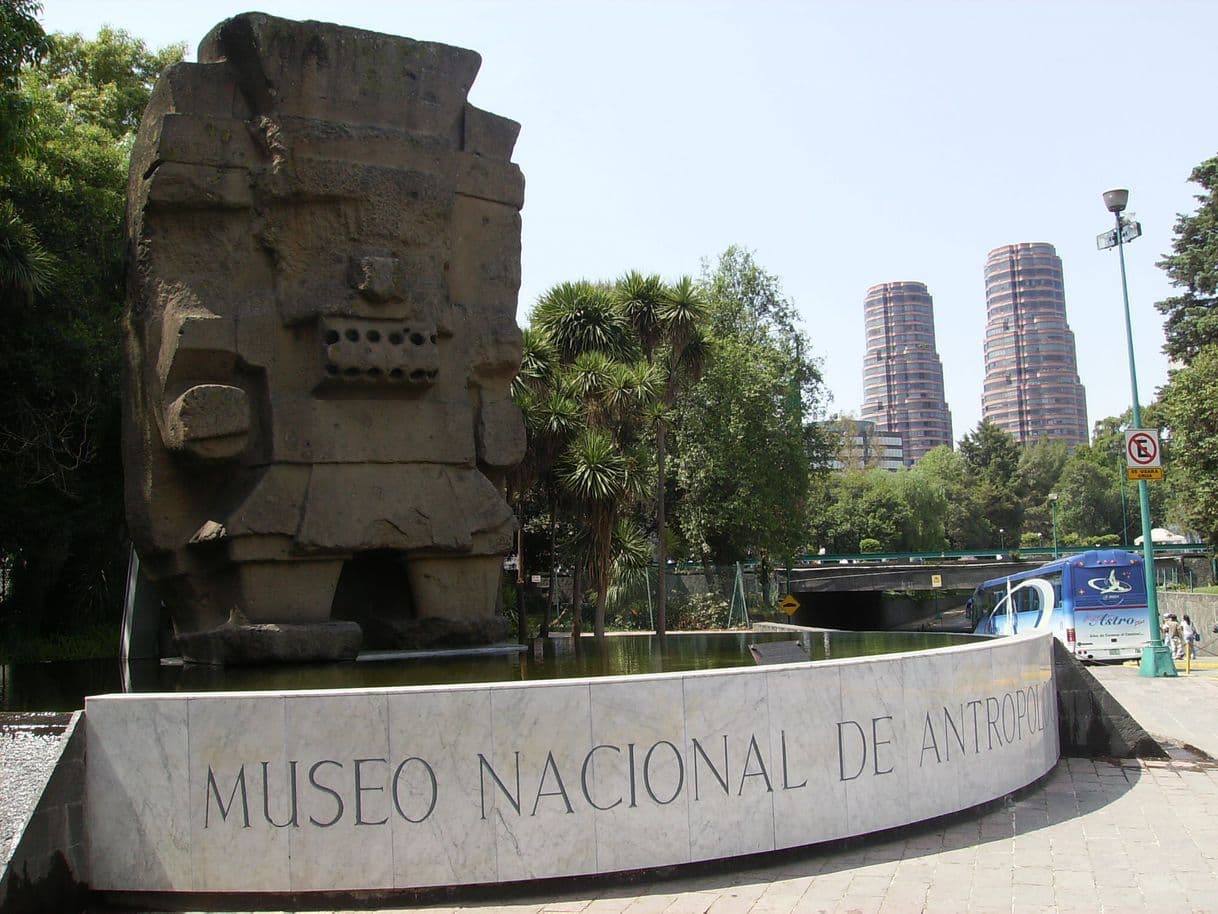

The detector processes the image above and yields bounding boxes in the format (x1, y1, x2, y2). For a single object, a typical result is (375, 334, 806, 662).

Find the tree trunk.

(594, 585, 607, 639)
(702, 558, 716, 596)
(542, 501, 555, 639)
(759, 552, 772, 610)
(516, 524, 527, 644)
(655, 422, 668, 637)
(571, 564, 583, 641)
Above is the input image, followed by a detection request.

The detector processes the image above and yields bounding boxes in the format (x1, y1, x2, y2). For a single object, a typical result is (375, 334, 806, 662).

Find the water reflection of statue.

(123, 13, 525, 663)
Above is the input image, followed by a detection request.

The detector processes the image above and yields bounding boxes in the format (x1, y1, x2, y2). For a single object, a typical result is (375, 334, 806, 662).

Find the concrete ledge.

(1052, 641, 1166, 759)
(0, 712, 89, 914)
(85, 632, 1058, 898)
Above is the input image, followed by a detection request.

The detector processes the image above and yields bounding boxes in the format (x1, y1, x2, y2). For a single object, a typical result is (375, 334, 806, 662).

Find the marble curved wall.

(85, 631, 1057, 895)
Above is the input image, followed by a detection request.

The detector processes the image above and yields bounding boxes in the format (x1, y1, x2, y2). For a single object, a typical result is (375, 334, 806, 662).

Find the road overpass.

(782, 558, 1040, 630)
(781, 551, 1206, 630)
(787, 558, 1041, 594)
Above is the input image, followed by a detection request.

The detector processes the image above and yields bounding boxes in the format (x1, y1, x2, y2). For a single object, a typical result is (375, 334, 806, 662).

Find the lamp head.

(1047, 492, 1058, 502)
(1103, 188, 1129, 214)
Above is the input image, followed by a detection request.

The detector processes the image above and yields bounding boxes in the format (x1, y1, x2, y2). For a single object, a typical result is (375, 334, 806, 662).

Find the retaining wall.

(85, 632, 1057, 903)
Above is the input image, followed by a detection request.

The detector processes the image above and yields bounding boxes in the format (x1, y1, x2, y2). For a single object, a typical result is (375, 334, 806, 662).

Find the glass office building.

(860, 281, 953, 464)
(981, 243, 1088, 445)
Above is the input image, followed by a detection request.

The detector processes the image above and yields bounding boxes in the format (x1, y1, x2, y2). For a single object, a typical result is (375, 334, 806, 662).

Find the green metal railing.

(662, 543, 1209, 573)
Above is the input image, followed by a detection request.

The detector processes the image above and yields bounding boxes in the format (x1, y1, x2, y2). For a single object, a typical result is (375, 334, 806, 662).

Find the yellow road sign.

(1127, 467, 1164, 481)
(779, 595, 800, 615)
(931, 574, 943, 588)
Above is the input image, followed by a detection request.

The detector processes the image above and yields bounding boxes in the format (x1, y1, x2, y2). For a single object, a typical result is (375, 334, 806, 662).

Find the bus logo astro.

(1087, 569, 1132, 598)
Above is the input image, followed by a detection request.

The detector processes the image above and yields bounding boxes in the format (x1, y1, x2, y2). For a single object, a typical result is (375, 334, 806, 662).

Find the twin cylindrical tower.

(862, 242, 1089, 461)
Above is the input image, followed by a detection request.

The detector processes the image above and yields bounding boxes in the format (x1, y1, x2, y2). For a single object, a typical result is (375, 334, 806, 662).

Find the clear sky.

(38, 0, 1218, 441)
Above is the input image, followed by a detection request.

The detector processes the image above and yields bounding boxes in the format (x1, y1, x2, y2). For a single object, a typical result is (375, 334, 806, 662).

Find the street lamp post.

(999, 528, 1005, 554)
(1101, 188, 1175, 678)
(1047, 493, 1058, 559)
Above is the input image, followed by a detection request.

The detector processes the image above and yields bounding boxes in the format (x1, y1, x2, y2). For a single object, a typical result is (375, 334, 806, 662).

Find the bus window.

(970, 587, 998, 624)
(983, 571, 1061, 627)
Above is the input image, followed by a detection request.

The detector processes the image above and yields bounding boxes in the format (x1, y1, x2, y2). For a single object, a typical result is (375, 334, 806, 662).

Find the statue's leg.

(405, 554, 503, 622)
(169, 537, 361, 663)
(227, 558, 346, 624)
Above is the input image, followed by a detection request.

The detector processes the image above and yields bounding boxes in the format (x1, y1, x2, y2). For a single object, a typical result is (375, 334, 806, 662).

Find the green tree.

(520, 279, 661, 639)
(812, 470, 911, 554)
(0, 0, 49, 155)
(957, 422, 1023, 544)
(615, 271, 707, 635)
(1012, 439, 1068, 545)
(1160, 347, 1218, 542)
(892, 469, 948, 552)
(912, 445, 990, 549)
(674, 248, 825, 599)
(0, 198, 54, 306)
(0, 25, 183, 637)
(1156, 154, 1218, 363)
(1054, 457, 1122, 543)
(675, 330, 810, 577)
(37, 28, 182, 138)
(1080, 409, 1172, 543)
(1155, 153, 1218, 544)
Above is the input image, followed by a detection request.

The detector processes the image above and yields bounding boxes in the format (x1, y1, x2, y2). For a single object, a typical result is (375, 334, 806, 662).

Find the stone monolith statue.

(123, 13, 525, 664)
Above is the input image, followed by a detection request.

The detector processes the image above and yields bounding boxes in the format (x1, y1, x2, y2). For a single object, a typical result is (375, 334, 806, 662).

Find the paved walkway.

(190, 663, 1218, 914)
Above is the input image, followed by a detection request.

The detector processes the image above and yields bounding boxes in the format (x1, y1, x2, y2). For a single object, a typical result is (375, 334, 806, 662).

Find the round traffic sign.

(1126, 431, 1159, 467)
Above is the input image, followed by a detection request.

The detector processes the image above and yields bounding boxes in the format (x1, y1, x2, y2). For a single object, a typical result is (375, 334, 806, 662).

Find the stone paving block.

(655, 893, 721, 914)
(704, 895, 761, 914)
(1011, 881, 1056, 906)
(579, 898, 635, 913)
(1012, 865, 1053, 886)
(617, 894, 675, 913)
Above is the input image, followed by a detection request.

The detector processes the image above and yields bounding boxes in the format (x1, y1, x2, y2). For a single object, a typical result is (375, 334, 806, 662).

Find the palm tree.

(0, 201, 54, 309)
(615, 271, 667, 362)
(560, 427, 627, 638)
(532, 281, 635, 362)
(509, 328, 580, 639)
(616, 273, 708, 635)
(521, 277, 670, 640)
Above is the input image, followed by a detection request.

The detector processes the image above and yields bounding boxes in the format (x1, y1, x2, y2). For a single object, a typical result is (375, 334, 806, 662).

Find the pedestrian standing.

(1182, 614, 1200, 656)
(1163, 613, 1184, 660)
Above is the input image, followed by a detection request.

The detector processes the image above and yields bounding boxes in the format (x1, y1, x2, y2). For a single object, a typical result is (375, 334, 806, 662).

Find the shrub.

(670, 593, 730, 630)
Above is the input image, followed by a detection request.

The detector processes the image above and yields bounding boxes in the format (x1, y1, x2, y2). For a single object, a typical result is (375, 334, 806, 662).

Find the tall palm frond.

(615, 270, 667, 362)
(672, 327, 710, 387)
(660, 275, 708, 350)
(512, 326, 557, 399)
(606, 517, 652, 612)
(619, 447, 656, 506)
(532, 280, 634, 361)
(0, 201, 55, 308)
(559, 427, 627, 504)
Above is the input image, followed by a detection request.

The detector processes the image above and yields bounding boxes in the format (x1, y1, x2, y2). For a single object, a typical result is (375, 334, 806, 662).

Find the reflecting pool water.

(0, 630, 985, 711)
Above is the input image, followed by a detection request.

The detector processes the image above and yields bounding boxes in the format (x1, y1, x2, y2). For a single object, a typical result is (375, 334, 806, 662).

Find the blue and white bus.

(970, 549, 1151, 661)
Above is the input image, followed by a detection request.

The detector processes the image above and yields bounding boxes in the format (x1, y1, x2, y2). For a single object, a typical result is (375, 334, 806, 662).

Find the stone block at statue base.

(176, 619, 363, 666)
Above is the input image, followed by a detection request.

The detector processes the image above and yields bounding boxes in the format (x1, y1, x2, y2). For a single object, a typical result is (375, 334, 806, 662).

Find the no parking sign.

(1124, 428, 1164, 481)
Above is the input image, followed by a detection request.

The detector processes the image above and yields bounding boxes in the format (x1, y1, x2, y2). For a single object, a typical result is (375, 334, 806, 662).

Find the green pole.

(1118, 457, 1129, 546)
(1111, 202, 1175, 677)
(1050, 496, 1058, 559)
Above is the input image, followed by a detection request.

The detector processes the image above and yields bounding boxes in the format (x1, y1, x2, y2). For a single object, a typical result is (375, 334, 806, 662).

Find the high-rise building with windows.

(860, 281, 953, 464)
(817, 418, 905, 471)
(981, 243, 1088, 445)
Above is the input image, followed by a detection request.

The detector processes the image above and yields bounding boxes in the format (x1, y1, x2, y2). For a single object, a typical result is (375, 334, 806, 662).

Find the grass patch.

(0, 622, 121, 664)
